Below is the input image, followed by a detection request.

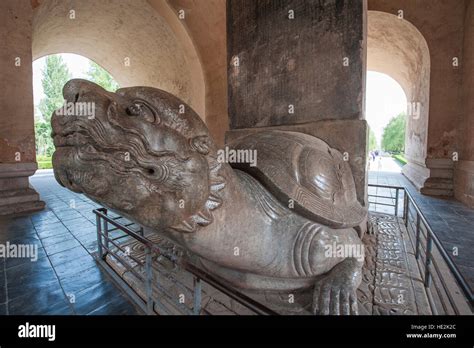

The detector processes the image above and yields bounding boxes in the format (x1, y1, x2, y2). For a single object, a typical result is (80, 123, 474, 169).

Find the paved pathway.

(0, 171, 141, 315)
(368, 155, 403, 173)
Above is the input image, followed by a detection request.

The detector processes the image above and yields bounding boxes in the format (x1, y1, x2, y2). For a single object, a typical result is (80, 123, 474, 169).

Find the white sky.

(365, 71, 407, 146)
(33, 55, 407, 145)
(33, 53, 91, 109)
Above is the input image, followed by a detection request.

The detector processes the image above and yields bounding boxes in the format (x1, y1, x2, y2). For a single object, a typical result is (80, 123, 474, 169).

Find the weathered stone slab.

(227, 0, 365, 129)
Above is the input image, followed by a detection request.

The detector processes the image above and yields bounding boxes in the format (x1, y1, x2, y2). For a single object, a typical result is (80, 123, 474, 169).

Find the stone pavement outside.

(368, 155, 403, 173)
(0, 170, 141, 315)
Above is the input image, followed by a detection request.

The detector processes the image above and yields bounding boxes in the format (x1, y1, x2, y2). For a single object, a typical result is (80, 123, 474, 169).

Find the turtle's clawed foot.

(311, 258, 362, 315)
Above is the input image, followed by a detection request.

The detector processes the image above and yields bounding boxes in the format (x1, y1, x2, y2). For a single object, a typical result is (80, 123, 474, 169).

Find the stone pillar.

(0, 0, 45, 215)
(455, 0, 474, 208)
(226, 0, 368, 206)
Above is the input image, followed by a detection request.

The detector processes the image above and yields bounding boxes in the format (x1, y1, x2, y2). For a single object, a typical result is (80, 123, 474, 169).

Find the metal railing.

(368, 184, 474, 315)
(368, 184, 405, 216)
(94, 208, 277, 315)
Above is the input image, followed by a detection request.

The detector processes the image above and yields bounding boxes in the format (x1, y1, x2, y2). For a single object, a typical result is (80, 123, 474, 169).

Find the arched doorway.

(32, 53, 119, 169)
(367, 10, 431, 191)
(32, 0, 205, 119)
(366, 71, 408, 173)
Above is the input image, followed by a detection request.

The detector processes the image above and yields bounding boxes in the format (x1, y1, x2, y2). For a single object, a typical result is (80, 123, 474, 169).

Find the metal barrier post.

(193, 277, 202, 315)
(395, 188, 399, 217)
(103, 219, 109, 256)
(415, 213, 421, 260)
(424, 234, 433, 287)
(96, 214, 103, 259)
(403, 190, 408, 221)
(145, 246, 154, 315)
(404, 196, 410, 231)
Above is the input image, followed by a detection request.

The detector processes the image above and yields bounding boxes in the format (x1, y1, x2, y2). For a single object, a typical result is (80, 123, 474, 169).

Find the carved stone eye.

(126, 103, 142, 116)
(126, 101, 159, 124)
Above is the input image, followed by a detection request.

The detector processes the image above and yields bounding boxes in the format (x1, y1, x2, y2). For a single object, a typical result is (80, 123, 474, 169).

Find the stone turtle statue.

(51, 79, 367, 315)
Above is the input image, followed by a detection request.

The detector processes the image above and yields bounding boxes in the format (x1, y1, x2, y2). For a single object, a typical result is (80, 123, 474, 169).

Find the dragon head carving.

(51, 79, 225, 232)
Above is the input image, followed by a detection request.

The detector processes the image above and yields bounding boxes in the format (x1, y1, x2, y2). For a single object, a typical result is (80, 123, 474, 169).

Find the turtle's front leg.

(311, 257, 363, 315)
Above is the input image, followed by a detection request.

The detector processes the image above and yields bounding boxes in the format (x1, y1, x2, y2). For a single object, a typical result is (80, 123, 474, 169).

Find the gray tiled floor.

(0, 171, 141, 315)
(369, 171, 474, 292)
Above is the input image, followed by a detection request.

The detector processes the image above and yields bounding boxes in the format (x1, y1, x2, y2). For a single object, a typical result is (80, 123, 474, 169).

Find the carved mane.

(171, 150, 226, 233)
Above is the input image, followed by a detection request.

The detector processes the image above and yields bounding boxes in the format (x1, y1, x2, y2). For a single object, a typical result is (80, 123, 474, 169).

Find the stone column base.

(454, 160, 474, 208)
(0, 163, 45, 215)
(402, 157, 454, 196)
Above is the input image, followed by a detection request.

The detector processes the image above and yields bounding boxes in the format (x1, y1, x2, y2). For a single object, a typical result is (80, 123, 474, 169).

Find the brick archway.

(32, 0, 206, 119)
(367, 10, 432, 192)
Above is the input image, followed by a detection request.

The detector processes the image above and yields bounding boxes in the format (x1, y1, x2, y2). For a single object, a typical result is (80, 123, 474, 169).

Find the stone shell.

(228, 130, 366, 228)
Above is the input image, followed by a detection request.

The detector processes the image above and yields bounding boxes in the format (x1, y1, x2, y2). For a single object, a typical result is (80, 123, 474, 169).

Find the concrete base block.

(0, 162, 45, 215)
(454, 160, 474, 208)
(402, 161, 430, 191)
(402, 157, 454, 197)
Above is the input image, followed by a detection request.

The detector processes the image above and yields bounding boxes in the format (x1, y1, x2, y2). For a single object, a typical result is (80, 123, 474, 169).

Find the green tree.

(368, 127, 377, 151)
(35, 120, 54, 156)
(381, 113, 406, 153)
(86, 61, 119, 92)
(36, 55, 71, 158)
(38, 55, 72, 122)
